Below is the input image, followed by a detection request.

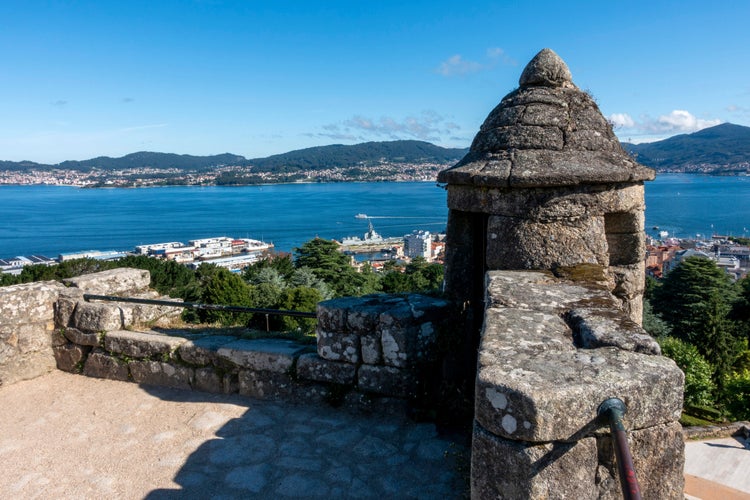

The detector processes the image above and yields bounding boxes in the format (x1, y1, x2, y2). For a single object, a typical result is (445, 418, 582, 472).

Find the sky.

(1, 0, 749, 164)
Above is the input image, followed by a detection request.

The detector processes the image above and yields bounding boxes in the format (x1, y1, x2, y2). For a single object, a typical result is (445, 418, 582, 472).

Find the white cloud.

(436, 55, 483, 77)
(652, 110, 721, 133)
(436, 47, 515, 77)
(318, 111, 461, 143)
(608, 109, 722, 141)
(608, 113, 635, 128)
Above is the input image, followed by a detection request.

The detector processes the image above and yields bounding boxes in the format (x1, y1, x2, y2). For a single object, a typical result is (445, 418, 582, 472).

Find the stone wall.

(0, 280, 66, 386)
(471, 270, 685, 499)
(53, 271, 449, 410)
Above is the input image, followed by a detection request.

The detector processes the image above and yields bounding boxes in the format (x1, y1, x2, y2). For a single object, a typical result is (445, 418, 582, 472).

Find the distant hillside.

(246, 140, 468, 173)
(57, 152, 246, 171)
(0, 141, 468, 173)
(623, 123, 750, 173)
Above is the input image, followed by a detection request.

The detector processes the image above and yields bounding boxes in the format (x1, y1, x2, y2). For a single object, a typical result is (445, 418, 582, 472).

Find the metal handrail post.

(597, 398, 642, 500)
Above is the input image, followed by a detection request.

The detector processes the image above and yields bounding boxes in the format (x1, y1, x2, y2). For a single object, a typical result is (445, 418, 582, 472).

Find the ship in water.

(340, 220, 401, 247)
(355, 213, 368, 219)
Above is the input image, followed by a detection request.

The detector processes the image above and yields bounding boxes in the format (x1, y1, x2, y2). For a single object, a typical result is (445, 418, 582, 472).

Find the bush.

(723, 370, 750, 421)
(659, 336, 716, 407)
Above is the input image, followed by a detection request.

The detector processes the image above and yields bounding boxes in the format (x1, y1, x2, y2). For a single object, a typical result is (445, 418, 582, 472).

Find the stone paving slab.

(0, 371, 469, 499)
(684, 436, 750, 495)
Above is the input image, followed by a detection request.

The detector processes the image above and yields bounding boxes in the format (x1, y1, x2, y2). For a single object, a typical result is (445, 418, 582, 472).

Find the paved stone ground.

(684, 436, 750, 498)
(0, 371, 469, 499)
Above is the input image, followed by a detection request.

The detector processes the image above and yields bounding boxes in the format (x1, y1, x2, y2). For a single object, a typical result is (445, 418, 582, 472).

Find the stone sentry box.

(438, 49, 685, 498)
(437, 48, 655, 325)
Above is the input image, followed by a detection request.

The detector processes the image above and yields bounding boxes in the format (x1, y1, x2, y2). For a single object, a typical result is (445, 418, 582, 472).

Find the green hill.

(623, 123, 750, 173)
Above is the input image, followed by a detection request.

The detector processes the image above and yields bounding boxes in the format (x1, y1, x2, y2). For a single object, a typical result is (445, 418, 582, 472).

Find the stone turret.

(438, 48, 654, 324)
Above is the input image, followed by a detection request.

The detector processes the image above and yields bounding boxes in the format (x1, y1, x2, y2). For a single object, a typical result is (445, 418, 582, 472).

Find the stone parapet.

(53, 283, 449, 409)
(472, 270, 684, 498)
(0, 280, 66, 385)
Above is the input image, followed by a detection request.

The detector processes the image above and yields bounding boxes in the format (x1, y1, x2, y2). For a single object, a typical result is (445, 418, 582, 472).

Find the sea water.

(0, 174, 748, 258)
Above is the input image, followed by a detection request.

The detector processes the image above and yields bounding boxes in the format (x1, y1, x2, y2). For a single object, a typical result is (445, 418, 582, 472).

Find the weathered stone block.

(54, 288, 84, 328)
(129, 360, 192, 390)
(317, 329, 360, 364)
(104, 330, 186, 359)
(296, 353, 356, 385)
(238, 369, 327, 403)
(64, 268, 150, 295)
(83, 349, 129, 381)
(604, 211, 645, 234)
(316, 297, 360, 332)
(178, 335, 238, 365)
(472, 423, 599, 500)
(566, 308, 659, 354)
(360, 331, 382, 365)
(53, 342, 90, 372)
(119, 298, 183, 328)
(193, 367, 224, 393)
(73, 301, 123, 333)
(63, 327, 101, 347)
(357, 365, 417, 398)
(218, 338, 308, 373)
(475, 319, 683, 442)
(487, 215, 609, 270)
(0, 281, 63, 326)
(596, 421, 685, 500)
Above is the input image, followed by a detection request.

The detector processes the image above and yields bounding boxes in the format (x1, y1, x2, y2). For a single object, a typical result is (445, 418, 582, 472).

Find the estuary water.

(0, 174, 748, 258)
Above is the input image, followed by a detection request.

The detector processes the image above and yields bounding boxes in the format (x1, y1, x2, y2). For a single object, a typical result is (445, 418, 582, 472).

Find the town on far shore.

(0, 220, 446, 277)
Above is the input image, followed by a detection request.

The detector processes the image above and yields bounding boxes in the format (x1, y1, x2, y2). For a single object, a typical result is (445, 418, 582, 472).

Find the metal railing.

(598, 398, 642, 500)
(83, 294, 317, 331)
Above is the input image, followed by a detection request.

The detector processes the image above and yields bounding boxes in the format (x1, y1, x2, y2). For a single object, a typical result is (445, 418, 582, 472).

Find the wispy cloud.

(51, 100, 68, 107)
(608, 109, 722, 141)
(435, 47, 515, 77)
(317, 110, 460, 143)
(119, 123, 168, 133)
(122, 97, 134, 103)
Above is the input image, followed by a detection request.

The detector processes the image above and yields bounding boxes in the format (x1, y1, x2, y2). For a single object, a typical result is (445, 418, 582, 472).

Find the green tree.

(199, 268, 253, 326)
(659, 336, 716, 407)
(293, 238, 368, 296)
(278, 286, 322, 334)
(642, 299, 672, 338)
(289, 267, 334, 299)
(243, 254, 294, 283)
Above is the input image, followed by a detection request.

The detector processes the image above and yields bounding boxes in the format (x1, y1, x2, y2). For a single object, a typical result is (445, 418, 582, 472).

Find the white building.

(404, 230, 432, 260)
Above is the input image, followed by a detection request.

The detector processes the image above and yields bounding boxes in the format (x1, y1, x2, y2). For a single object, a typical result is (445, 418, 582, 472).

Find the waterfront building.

(404, 230, 431, 260)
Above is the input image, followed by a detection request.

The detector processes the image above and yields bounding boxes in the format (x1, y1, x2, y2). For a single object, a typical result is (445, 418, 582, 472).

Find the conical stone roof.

(438, 48, 654, 187)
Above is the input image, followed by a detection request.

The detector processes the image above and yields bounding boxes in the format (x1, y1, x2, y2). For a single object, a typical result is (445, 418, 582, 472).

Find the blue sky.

(1, 0, 748, 163)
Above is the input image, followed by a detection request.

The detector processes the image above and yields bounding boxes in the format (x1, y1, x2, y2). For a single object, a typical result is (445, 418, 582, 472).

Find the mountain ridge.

(2, 124, 750, 175)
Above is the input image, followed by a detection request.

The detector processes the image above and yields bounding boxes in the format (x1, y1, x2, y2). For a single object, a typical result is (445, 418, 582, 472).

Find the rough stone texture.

(118, 296, 183, 328)
(472, 269, 685, 498)
(63, 327, 101, 347)
(472, 423, 599, 500)
(193, 367, 225, 393)
(53, 342, 90, 372)
(296, 353, 357, 385)
(596, 421, 685, 499)
(518, 48, 573, 88)
(54, 288, 84, 328)
(104, 330, 187, 359)
(64, 267, 150, 295)
(238, 370, 328, 403)
(317, 328, 360, 363)
(218, 338, 309, 373)
(83, 349, 130, 381)
(73, 301, 123, 333)
(566, 308, 660, 354)
(357, 365, 417, 398)
(178, 335, 238, 366)
(486, 215, 609, 269)
(0, 280, 65, 385)
(129, 360, 193, 390)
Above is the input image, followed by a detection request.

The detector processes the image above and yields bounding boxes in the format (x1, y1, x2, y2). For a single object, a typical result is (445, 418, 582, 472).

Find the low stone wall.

(0, 280, 66, 386)
(54, 272, 450, 409)
(472, 270, 685, 499)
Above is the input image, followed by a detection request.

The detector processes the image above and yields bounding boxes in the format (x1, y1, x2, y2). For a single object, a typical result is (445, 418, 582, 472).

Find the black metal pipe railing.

(83, 294, 317, 318)
(597, 398, 642, 500)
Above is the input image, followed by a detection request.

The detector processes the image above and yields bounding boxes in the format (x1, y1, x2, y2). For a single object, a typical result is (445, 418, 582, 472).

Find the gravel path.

(0, 371, 469, 499)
